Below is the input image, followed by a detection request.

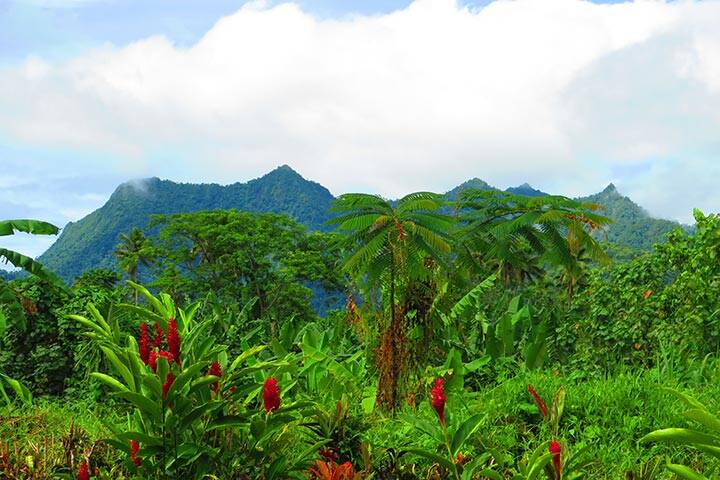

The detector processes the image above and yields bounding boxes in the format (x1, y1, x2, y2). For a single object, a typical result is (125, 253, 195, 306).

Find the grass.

(0, 398, 121, 479)
(3, 364, 719, 478)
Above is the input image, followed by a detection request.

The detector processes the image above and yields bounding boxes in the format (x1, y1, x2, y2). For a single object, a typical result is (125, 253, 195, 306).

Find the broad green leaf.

(641, 428, 720, 447)
(451, 414, 484, 457)
(114, 391, 161, 420)
(90, 372, 129, 393)
(666, 462, 709, 480)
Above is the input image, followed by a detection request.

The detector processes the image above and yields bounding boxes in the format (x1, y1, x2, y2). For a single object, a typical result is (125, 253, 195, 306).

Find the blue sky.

(2, 0, 720, 261)
(0, 0, 629, 64)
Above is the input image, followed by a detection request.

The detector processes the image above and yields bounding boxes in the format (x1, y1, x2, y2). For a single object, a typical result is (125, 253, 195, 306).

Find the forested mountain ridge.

(39, 165, 335, 280)
(37, 166, 683, 281)
(578, 183, 684, 251)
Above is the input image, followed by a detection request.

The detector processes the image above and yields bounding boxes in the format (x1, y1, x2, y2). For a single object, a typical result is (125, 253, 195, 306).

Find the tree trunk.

(132, 268, 139, 305)
(376, 256, 405, 412)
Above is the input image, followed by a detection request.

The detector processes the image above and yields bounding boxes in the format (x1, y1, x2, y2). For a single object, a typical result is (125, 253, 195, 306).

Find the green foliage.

(151, 209, 343, 324)
(642, 388, 720, 479)
(40, 166, 337, 281)
(7, 188, 720, 479)
(579, 184, 685, 252)
(0, 270, 122, 398)
(330, 191, 453, 410)
(0, 217, 66, 406)
(559, 210, 720, 370)
(72, 283, 325, 479)
(455, 189, 611, 290)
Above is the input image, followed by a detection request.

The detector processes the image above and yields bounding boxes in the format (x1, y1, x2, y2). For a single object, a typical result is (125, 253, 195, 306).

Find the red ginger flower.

(130, 439, 141, 467)
(78, 460, 90, 480)
(153, 322, 163, 349)
(166, 318, 181, 364)
(208, 361, 222, 393)
(550, 439, 562, 478)
(263, 377, 281, 412)
(138, 323, 150, 365)
(149, 350, 174, 372)
(162, 371, 174, 400)
(528, 384, 548, 418)
(148, 351, 157, 371)
(430, 378, 447, 426)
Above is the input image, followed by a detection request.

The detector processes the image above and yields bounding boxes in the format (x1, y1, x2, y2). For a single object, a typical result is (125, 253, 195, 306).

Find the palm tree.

(330, 192, 454, 411)
(114, 227, 155, 304)
(0, 218, 67, 405)
(455, 189, 611, 292)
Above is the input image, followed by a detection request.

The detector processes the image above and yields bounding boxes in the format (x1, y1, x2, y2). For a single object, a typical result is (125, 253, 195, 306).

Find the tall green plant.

(330, 192, 453, 411)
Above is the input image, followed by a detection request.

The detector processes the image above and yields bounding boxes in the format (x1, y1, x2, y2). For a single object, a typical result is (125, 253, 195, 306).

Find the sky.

(1, 0, 720, 260)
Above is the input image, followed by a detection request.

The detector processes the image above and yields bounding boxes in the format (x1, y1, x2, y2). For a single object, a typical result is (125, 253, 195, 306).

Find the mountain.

(39, 165, 335, 281)
(444, 178, 494, 200)
(37, 166, 683, 282)
(578, 183, 683, 251)
(505, 183, 548, 197)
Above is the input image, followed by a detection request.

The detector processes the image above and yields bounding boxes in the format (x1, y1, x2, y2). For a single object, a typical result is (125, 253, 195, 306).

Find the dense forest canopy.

(0, 188, 716, 479)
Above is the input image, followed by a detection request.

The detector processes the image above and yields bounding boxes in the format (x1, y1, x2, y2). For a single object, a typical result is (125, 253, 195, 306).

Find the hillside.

(579, 183, 683, 251)
(39, 165, 335, 281)
(37, 167, 684, 282)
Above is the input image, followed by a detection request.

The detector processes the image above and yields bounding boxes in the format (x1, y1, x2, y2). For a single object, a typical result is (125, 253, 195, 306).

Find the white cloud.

(1, 0, 720, 222)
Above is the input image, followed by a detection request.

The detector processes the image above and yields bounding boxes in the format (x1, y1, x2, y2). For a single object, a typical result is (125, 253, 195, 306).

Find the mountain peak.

(444, 177, 494, 200)
(262, 164, 302, 178)
(601, 183, 618, 195)
(506, 183, 547, 197)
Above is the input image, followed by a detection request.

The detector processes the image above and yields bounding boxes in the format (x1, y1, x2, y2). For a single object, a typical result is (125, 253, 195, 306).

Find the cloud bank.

(2, 0, 720, 224)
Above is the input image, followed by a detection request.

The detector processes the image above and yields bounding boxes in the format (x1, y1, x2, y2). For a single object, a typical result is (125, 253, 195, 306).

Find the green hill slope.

(39, 165, 335, 281)
(578, 183, 683, 251)
(36, 168, 684, 282)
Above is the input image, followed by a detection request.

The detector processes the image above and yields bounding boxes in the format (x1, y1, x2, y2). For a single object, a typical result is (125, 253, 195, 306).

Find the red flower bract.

(430, 378, 447, 425)
(162, 371, 174, 400)
(208, 361, 222, 393)
(149, 350, 174, 372)
(166, 318, 181, 364)
(138, 323, 150, 365)
(263, 377, 281, 412)
(130, 439, 141, 467)
(550, 439, 562, 478)
(153, 322, 163, 349)
(78, 460, 90, 480)
(528, 384, 548, 418)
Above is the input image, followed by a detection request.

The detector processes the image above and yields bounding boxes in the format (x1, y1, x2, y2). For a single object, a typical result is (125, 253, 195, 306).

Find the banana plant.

(441, 278, 550, 372)
(641, 388, 720, 479)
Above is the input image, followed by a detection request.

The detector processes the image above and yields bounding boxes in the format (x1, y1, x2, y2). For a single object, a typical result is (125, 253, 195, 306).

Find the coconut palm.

(330, 192, 454, 410)
(114, 227, 155, 304)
